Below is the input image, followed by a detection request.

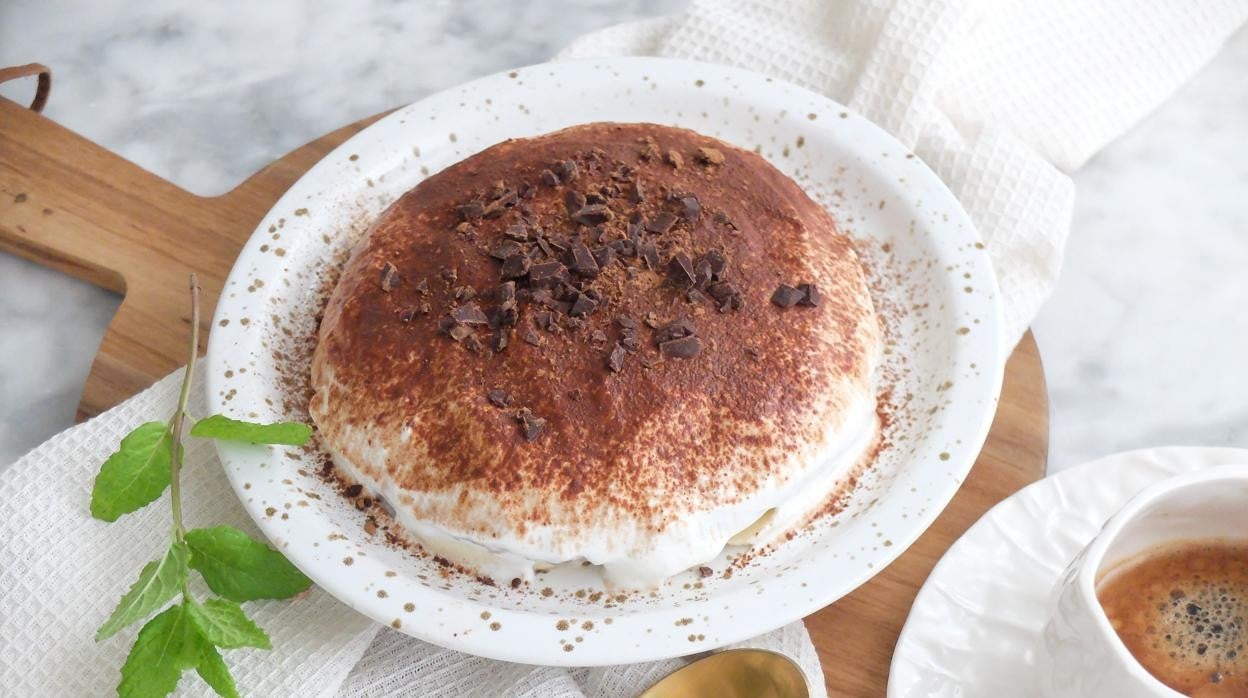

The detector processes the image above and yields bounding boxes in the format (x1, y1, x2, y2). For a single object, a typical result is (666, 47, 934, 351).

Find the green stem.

(169, 274, 201, 600)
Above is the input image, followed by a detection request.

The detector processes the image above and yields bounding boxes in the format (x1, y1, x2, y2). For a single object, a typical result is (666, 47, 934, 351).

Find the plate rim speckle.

(206, 56, 1004, 666)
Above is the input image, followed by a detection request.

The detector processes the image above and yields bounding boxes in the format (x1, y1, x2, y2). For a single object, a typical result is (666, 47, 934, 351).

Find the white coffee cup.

(1039, 465, 1248, 697)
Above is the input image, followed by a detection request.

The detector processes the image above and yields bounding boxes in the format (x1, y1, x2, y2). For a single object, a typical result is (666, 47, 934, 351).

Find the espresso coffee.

(1098, 541, 1248, 697)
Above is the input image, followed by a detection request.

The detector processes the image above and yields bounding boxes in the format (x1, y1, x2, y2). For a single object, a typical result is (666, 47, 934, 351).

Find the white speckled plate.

(205, 57, 1003, 666)
(888, 447, 1248, 697)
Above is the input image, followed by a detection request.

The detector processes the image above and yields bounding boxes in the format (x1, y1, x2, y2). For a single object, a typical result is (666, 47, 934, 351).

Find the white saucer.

(887, 447, 1248, 697)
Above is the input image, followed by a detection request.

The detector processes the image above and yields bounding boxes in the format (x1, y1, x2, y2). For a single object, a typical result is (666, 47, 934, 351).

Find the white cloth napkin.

(559, 0, 1248, 346)
(4, 1, 1246, 696)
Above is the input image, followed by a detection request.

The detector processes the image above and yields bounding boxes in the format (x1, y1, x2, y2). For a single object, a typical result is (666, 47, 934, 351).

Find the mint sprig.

(91, 275, 313, 698)
(190, 415, 312, 446)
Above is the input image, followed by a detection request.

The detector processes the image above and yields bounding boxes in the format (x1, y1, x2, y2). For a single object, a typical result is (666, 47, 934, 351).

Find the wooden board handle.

(0, 95, 247, 416)
(0, 90, 386, 419)
(0, 63, 52, 112)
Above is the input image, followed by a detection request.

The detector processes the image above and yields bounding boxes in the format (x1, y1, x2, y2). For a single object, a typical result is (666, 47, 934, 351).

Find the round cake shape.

(310, 122, 881, 588)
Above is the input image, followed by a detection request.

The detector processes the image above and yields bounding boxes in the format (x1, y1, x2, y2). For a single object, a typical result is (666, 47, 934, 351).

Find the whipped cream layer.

(315, 365, 880, 589)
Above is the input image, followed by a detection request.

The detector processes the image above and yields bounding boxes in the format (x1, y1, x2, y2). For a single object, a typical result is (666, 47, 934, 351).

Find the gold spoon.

(638, 648, 810, 698)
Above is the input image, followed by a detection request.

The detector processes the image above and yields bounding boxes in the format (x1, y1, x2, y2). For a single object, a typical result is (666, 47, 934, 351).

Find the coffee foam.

(1098, 542, 1248, 695)
(1152, 580, 1246, 679)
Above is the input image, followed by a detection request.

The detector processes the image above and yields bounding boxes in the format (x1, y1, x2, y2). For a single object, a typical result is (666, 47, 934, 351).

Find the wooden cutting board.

(0, 89, 1048, 696)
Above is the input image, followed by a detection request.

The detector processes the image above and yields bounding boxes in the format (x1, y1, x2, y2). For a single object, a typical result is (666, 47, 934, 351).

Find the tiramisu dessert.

(309, 123, 882, 588)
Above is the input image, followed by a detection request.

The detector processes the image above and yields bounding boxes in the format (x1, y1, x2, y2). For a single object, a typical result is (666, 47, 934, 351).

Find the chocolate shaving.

(379, 262, 400, 292)
(564, 190, 587, 215)
(697, 249, 727, 278)
(535, 236, 555, 258)
(516, 408, 546, 442)
(491, 329, 510, 352)
(660, 335, 702, 359)
(569, 243, 600, 276)
(503, 224, 530, 242)
(439, 266, 458, 283)
(540, 169, 560, 186)
(686, 289, 706, 304)
(606, 343, 627, 372)
(609, 238, 636, 257)
(555, 159, 579, 182)
(449, 324, 473, 342)
(497, 281, 516, 302)
(627, 179, 645, 204)
(487, 389, 512, 407)
(528, 261, 569, 288)
(615, 314, 638, 330)
(498, 301, 518, 327)
(490, 240, 524, 260)
(693, 259, 714, 288)
(646, 211, 678, 235)
(678, 195, 700, 221)
(462, 333, 484, 354)
(452, 303, 489, 325)
(500, 254, 532, 280)
(667, 252, 696, 288)
(620, 330, 641, 352)
(707, 282, 739, 302)
(771, 284, 804, 308)
(344, 484, 364, 498)
(572, 203, 613, 226)
(639, 241, 660, 270)
(523, 328, 542, 346)
(456, 201, 485, 220)
(797, 283, 822, 307)
(568, 292, 598, 318)
(591, 245, 616, 269)
(655, 318, 696, 344)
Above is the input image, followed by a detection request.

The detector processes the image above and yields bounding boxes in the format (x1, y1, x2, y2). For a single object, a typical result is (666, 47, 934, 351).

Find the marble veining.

(0, 2, 1245, 473)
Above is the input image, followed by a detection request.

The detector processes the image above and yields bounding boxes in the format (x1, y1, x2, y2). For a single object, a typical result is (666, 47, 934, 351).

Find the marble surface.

(0, 2, 1245, 473)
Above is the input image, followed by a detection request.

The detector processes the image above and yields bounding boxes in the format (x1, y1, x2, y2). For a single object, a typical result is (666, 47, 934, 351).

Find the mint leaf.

(91, 422, 172, 522)
(118, 604, 198, 698)
(194, 639, 240, 698)
(186, 598, 271, 650)
(186, 526, 311, 601)
(96, 541, 189, 642)
(190, 415, 312, 446)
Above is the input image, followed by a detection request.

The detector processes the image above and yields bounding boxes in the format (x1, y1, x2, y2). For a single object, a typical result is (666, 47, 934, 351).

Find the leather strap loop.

(0, 63, 52, 112)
